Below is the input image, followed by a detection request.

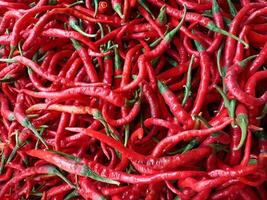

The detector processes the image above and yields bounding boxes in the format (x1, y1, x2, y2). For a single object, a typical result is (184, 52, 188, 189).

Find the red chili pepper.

(190, 41, 210, 115)
(152, 118, 232, 157)
(225, 55, 267, 106)
(157, 80, 194, 129)
(71, 39, 99, 82)
(22, 86, 125, 107)
(0, 1, 266, 198)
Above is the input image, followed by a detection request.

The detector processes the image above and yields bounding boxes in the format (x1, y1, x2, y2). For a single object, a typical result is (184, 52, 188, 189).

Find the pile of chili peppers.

(0, 0, 267, 199)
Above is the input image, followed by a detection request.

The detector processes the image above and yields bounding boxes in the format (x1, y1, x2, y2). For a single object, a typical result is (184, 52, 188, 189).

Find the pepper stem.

(70, 18, 97, 38)
(8, 45, 16, 59)
(22, 118, 49, 149)
(257, 103, 267, 120)
(48, 166, 76, 188)
(165, 4, 187, 42)
(114, 3, 124, 19)
(193, 39, 205, 52)
(70, 38, 82, 50)
(212, 0, 220, 14)
(238, 54, 257, 68)
(157, 5, 167, 25)
(138, 0, 155, 19)
(81, 165, 120, 185)
(234, 114, 248, 150)
(227, 0, 237, 17)
(206, 22, 249, 49)
(157, 80, 168, 93)
(182, 54, 194, 106)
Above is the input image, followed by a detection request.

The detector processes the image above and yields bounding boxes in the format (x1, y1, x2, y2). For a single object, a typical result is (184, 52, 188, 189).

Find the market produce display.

(0, 0, 267, 199)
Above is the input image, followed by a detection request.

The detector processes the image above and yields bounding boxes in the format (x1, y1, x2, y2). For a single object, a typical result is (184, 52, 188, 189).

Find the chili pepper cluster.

(0, 0, 267, 199)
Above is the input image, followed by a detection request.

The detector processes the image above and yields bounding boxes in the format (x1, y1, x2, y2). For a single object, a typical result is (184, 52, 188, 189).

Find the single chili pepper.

(228, 127, 242, 166)
(239, 130, 252, 167)
(234, 104, 249, 150)
(233, 26, 249, 63)
(134, 146, 211, 171)
(225, 55, 267, 106)
(0, 93, 14, 121)
(70, 38, 100, 82)
(46, 184, 73, 198)
(208, 164, 258, 178)
(22, 85, 125, 107)
(181, 54, 194, 107)
(102, 101, 140, 127)
(176, 0, 211, 11)
(248, 41, 267, 75)
(152, 118, 231, 157)
(120, 44, 142, 86)
(157, 80, 194, 129)
(190, 41, 210, 115)
(77, 177, 106, 200)
(144, 118, 181, 130)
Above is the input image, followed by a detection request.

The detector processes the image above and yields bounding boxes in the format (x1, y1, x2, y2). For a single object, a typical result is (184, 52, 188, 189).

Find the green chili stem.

(227, 0, 237, 17)
(182, 54, 195, 106)
(234, 114, 248, 150)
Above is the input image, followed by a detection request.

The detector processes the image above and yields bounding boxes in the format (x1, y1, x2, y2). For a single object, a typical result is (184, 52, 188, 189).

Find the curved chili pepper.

(22, 86, 125, 107)
(225, 55, 267, 106)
